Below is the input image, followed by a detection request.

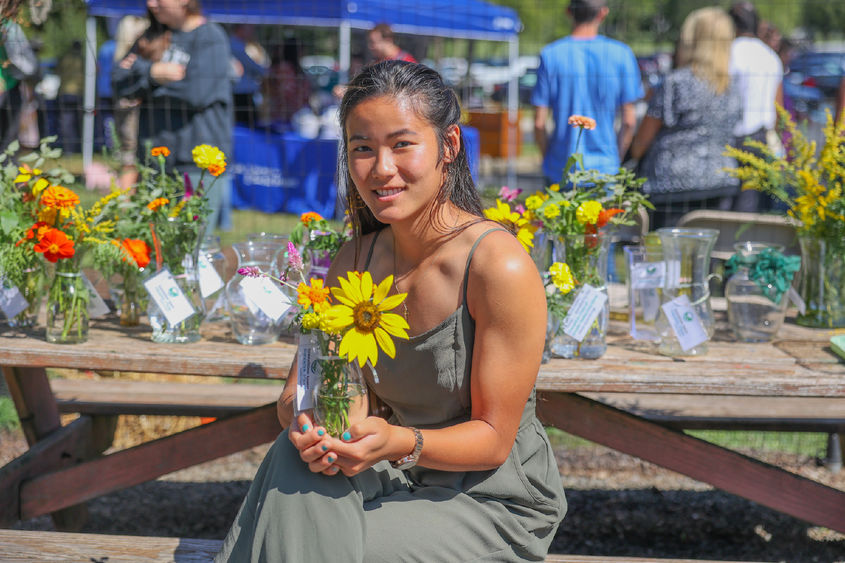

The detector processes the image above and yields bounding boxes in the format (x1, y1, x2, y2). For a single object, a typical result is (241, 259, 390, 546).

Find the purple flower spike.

(238, 266, 262, 278)
(183, 173, 193, 200)
(287, 242, 304, 272)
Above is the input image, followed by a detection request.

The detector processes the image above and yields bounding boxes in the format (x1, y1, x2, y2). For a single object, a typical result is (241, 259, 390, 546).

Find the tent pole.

(339, 21, 351, 85)
(82, 16, 97, 173)
(506, 36, 518, 190)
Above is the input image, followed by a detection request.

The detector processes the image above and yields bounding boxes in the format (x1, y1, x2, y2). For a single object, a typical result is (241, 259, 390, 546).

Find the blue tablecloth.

(231, 125, 480, 219)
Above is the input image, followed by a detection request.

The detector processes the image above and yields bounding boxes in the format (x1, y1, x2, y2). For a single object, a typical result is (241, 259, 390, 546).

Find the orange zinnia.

(567, 114, 597, 130)
(147, 197, 170, 211)
(114, 238, 151, 268)
(300, 211, 323, 227)
(207, 162, 226, 177)
(33, 228, 75, 262)
(40, 185, 80, 209)
(151, 146, 171, 157)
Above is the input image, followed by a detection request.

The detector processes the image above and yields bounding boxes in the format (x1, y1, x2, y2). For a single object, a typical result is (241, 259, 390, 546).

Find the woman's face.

(346, 95, 451, 225)
(147, 0, 187, 28)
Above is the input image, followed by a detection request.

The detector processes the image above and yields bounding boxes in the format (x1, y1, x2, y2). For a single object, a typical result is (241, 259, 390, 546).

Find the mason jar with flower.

(726, 106, 845, 328)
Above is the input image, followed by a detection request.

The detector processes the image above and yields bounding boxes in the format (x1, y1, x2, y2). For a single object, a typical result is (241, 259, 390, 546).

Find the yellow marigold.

(550, 262, 575, 294)
(543, 203, 561, 220)
(548, 183, 561, 192)
(567, 115, 597, 130)
(575, 200, 603, 225)
(300, 211, 323, 226)
(192, 144, 226, 170)
(40, 185, 80, 209)
(151, 146, 170, 157)
(525, 194, 544, 211)
(147, 197, 170, 211)
(301, 312, 321, 331)
(298, 278, 331, 313)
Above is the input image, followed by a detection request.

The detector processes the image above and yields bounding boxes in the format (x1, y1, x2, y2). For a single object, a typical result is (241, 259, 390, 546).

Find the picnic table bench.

(1, 313, 844, 555)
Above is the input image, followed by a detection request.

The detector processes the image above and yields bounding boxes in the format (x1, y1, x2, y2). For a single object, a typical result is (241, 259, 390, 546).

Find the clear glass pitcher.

(655, 227, 719, 356)
(225, 241, 293, 345)
(725, 242, 790, 342)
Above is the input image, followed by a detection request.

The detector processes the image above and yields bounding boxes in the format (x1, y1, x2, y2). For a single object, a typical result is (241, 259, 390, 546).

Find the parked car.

(786, 50, 845, 98)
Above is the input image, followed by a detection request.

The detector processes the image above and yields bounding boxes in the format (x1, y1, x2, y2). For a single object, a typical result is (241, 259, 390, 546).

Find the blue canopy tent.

(82, 0, 523, 186)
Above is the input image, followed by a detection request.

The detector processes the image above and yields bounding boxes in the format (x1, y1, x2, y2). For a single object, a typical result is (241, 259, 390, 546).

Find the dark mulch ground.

(4, 427, 844, 562)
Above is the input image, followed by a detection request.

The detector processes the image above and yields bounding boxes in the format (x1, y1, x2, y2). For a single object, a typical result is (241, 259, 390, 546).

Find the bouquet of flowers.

(724, 106, 845, 327)
(289, 211, 352, 280)
(238, 244, 409, 436)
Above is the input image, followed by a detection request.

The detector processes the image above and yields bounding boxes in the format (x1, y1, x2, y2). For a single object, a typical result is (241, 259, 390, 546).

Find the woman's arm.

(629, 115, 663, 160)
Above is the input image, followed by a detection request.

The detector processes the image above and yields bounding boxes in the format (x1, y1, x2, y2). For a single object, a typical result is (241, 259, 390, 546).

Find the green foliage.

(0, 396, 20, 431)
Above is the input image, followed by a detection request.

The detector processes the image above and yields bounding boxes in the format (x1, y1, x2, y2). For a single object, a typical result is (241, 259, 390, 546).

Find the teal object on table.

(832, 335, 845, 361)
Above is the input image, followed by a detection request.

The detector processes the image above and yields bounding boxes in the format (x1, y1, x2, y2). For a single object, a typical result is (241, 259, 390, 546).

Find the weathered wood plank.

(1, 366, 60, 444)
(0, 530, 222, 562)
(536, 392, 845, 534)
(19, 404, 281, 519)
(50, 378, 283, 417)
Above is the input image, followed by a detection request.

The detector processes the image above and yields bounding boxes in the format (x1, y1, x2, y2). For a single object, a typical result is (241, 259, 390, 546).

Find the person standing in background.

(262, 37, 311, 127)
(0, 16, 38, 151)
(113, 0, 233, 232)
(728, 1, 783, 212)
(531, 0, 643, 185)
(366, 23, 416, 63)
(229, 23, 268, 129)
(56, 40, 84, 154)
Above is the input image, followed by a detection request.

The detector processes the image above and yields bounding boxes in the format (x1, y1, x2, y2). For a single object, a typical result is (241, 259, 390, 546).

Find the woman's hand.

(150, 61, 186, 84)
(288, 412, 341, 476)
(323, 416, 406, 477)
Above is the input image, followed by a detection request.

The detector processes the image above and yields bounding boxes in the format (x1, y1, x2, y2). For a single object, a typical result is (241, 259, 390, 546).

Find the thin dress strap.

(363, 229, 383, 270)
(462, 228, 507, 305)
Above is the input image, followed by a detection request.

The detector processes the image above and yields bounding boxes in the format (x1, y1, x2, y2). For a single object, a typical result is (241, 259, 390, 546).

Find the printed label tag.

(0, 283, 28, 320)
(82, 274, 111, 318)
(143, 268, 196, 327)
(241, 276, 292, 322)
(631, 261, 666, 289)
(661, 294, 708, 352)
(198, 255, 225, 298)
(563, 284, 608, 342)
(787, 286, 806, 315)
(296, 333, 320, 412)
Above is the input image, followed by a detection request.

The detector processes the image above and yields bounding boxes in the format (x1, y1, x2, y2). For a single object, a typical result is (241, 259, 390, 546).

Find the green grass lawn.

(0, 396, 19, 431)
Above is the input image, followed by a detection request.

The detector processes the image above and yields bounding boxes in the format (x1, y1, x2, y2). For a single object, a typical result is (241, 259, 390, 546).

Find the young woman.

(215, 61, 565, 562)
(630, 7, 742, 230)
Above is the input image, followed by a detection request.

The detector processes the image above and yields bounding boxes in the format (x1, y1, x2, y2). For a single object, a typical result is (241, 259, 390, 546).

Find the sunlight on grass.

(0, 396, 20, 431)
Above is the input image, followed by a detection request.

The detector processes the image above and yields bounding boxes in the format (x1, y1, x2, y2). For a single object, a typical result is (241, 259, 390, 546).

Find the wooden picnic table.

(1, 313, 844, 535)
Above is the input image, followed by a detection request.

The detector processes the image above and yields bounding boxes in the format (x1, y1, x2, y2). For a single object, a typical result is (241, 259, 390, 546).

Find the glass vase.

(7, 266, 45, 328)
(146, 257, 205, 343)
(796, 236, 845, 328)
(654, 227, 718, 357)
(119, 266, 146, 327)
(313, 357, 368, 437)
(199, 234, 229, 322)
(726, 242, 791, 342)
(547, 233, 610, 360)
(226, 241, 292, 345)
(46, 265, 89, 344)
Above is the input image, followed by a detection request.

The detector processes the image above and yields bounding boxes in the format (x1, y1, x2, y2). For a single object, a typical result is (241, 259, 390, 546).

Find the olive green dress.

(215, 229, 566, 562)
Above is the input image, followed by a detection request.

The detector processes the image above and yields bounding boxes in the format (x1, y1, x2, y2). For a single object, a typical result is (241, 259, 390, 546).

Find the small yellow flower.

(32, 178, 49, 196)
(543, 203, 561, 220)
(192, 144, 226, 170)
(576, 200, 603, 225)
(525, 194, 544, 211)
(550, 262, 575, 294)
(301, 312, 321, 331)
(14, 165, 41, 183)
(548, 183, 561, 192)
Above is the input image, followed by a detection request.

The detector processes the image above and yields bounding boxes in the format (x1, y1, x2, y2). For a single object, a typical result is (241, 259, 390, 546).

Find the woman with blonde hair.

(630, 7, 742, 229)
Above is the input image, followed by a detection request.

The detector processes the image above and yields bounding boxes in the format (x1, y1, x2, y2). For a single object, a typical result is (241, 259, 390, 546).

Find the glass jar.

(119, 266, 147, 327)
(7, 266, 45, 328)
(726, 242, 793, 342)
(796, 235, 845, 328)
(547, 233, 610, 360)
(198, 235, 229, 322)
(46, 266, 89, 344)
(146, 257, 205, 344)
(226, 241, 292, 345)
(246, 232, 289, 278)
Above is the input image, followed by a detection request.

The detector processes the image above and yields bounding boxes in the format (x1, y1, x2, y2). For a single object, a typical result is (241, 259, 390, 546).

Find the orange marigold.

(567, 114, 597, 130)
(33, 228, 75, 262)
(114, 238, 151, 269)
(151, 146, 171, 157)
(297, 278, 331, 313)
(40, 185, 80, 209)
(15, 221, 51, 246)
(207, 162, 226, 177)
(147, 197, 170, 211)
(300, 211, 323, 227)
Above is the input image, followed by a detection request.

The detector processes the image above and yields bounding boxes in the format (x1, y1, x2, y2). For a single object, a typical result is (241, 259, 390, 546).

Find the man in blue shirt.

(532, 0, 643, 184)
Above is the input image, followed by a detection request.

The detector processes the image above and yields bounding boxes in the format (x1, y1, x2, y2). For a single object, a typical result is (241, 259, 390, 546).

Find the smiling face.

(346, 95, 455, 226)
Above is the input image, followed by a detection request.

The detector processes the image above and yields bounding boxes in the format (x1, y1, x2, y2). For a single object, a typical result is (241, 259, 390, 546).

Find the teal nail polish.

(342, 431, 351, 441)
(302, 424, 310, 432)
(317, 429, 325, 437)
(321, 445, 328, 451)
(327, 456, 335, 463)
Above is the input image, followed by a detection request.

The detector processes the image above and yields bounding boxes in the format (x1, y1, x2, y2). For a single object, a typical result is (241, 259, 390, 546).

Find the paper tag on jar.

(241, 276, 292, 322)
(82, 274, 111, 318)
(631, 261, 666, 289)
(787, 286, 806, 315)
(198, 255, 225, 299)
(296, 333, 319, 412)
(0, 282, 28, 320)
(563, 284, 608, 343)
(143, 267, 196, 327)
(661, 294, 708, 351)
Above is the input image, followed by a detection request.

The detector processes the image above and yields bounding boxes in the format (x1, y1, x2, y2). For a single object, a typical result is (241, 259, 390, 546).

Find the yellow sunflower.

(323, 271, 409, 367)
(484, 199, 534, 253)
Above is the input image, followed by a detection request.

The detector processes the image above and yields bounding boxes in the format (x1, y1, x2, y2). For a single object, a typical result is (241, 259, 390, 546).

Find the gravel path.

(4, 426, 844, 562)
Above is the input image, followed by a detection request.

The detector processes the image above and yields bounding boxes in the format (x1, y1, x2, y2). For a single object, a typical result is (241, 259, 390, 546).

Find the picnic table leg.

(0, 366, 95, 531)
